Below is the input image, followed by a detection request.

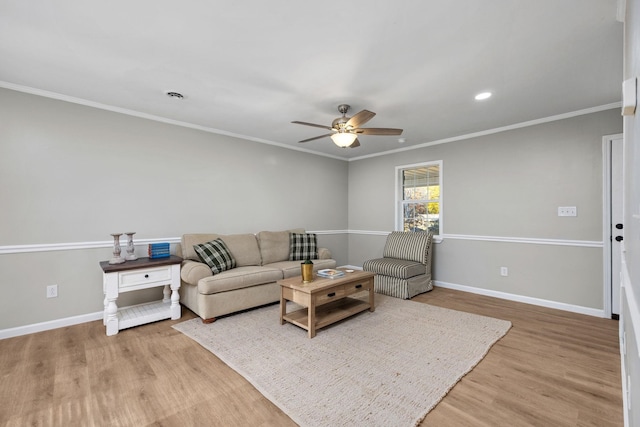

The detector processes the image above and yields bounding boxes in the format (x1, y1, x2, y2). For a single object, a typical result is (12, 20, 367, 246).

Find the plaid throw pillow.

(193, 238, 237, 274)
(289, 233, 318, 261)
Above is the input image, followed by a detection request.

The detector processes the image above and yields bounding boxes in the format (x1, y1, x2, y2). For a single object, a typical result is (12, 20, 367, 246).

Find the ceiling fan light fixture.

(331, 132, 357, 147)
(474, 91, 492, 101)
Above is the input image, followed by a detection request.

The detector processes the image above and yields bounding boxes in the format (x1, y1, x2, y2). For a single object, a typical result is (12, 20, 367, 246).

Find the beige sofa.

(177, 229, 336, 322)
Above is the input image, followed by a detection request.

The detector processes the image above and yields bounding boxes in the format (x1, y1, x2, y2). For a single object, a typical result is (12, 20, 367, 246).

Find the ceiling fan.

(292, 104, 403, 148)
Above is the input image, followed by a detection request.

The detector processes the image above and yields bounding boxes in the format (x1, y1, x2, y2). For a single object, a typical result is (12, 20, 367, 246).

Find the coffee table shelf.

(282, 297, 371, 331)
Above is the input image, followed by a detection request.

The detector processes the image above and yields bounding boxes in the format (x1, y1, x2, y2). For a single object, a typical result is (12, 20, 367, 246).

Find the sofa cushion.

(197, 266, 284, 294)
(289, 232, 318, 260)
(194, 238, 237, 274)
(362, 258, 426, 279)
(257, 229, 304, 265)
(383, 231, 432, 264)
(258, 230, 289, 264)
(219, 234, 262, 267)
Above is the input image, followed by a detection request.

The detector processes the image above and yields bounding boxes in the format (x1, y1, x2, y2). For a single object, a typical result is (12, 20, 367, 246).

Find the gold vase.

(301, 261, 314, 283)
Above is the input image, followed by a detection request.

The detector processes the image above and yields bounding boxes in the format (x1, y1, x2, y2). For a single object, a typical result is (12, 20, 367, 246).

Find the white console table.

(99, 255, 182, 336)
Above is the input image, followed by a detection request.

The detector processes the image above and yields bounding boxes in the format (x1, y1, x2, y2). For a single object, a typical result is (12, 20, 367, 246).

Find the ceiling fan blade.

(356, 128, 403, 135)
(298, 133, 333, 143)
(349, 138, 361, 148)
(346, 110, 375, 128)
(292, 121, 334, 131)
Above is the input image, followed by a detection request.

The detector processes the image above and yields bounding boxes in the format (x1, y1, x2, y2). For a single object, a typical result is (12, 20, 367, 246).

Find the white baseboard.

(434, 281, 605, 318)
(0, 311, 103, 340)
(0, 275, 605, 340)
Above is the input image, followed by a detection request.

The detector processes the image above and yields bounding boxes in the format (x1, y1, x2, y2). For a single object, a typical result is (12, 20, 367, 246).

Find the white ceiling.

(0, 1, 623, 160)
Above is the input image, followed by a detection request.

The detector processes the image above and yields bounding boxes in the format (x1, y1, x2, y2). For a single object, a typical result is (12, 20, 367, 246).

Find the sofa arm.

(181, 260, 212, 286)
(318, 247, 332, 260)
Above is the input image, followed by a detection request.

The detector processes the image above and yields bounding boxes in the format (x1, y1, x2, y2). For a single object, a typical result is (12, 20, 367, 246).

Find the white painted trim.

(0, 232, 346, 255)
(620, 257, 637, 427)
(0, 276, 609, 339)
(435, 281, 605, 318)
(0, 81, 347, 162)
(0, 231, 601, 255)
(0, 237, 181, 255)
(0, 311, 103, 340)
(347, 230, 390, 236)
(617, 0, 627, 22)
(621, 349, 630, 427)
(348, 230, 602, 248)
(308, 230, 349, 235)
(442, 234, 602, 248)
(351, 103, 622, 161)
(394, 160, 443, 234)
(347, 230, 444, 242)
(621, 259, 640, 357)
(0, 80, 620, 164)
(602, 133, 624, 319)
(603, 136, 613, 319)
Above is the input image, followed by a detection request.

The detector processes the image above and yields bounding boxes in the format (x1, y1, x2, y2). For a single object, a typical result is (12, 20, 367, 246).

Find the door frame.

(602, 133, 623, 319)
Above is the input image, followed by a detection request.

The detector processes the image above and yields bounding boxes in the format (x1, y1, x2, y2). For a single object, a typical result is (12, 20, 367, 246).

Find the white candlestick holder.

(125, 232, 137, 261)
(109, 233, 125, 265)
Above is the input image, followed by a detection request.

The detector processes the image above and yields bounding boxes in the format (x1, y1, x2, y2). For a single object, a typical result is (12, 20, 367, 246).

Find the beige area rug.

(173, 294, 511, 427)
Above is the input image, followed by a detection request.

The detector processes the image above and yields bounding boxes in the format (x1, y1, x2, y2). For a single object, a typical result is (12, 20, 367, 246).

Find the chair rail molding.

(0, 237, 182, 255)
(442, 234, 602, 248)
(347, 231, 602, 248)
(0, 231, 601, 255)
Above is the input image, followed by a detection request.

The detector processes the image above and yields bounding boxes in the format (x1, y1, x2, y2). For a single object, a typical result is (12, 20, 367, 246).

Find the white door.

(610, 136, 623, 316)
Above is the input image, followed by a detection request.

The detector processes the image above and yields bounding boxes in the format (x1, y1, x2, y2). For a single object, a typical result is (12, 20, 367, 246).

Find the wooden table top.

(99, 255, 183, 273)
(277, 269, 374, 293)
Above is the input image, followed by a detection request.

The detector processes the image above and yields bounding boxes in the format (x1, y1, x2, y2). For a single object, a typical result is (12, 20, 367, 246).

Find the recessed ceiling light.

(475, 92, 492, 101)
(398, 138, 406, 144)
(166, 91, 184, 99)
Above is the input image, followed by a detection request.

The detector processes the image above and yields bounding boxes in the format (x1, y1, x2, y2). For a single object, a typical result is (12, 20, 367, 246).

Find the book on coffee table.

(317, 269, 345, 279)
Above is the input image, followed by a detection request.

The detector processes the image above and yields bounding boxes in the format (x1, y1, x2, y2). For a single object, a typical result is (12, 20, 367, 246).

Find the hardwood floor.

(0, 287, 622, 426)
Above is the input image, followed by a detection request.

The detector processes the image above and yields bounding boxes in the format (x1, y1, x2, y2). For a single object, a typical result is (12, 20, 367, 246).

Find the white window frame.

(395, 160, 443, 240)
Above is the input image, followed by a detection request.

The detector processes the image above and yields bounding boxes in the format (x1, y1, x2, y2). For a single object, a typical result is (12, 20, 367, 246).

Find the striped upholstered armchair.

(362, 231, 434, 299)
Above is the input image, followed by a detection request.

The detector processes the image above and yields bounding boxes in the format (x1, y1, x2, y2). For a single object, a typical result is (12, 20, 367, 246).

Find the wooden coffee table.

(278, 270, 375, 338)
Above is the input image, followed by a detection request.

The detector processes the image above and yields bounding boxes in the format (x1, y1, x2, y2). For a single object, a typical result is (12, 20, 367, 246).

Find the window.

(396, 161, 441, 235)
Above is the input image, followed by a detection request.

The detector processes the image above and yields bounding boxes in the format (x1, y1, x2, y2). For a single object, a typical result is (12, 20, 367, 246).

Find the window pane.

(428, 184, 440, 201)
(398, 161, 441, 235)
(403, 202, 439, 234)
(403, 166, 440, 201)
(404, 187, 427, 200)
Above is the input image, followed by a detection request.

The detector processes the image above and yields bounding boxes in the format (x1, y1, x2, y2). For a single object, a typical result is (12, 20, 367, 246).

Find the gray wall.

(0, 87, 625, 332)
(622, 0, 640, 424)
(0, 88, 349, 330)
(348, 109, 622, 309)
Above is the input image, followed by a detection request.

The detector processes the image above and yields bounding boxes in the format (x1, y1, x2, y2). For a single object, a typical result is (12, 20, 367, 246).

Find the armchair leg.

(202, 317, 217, 324)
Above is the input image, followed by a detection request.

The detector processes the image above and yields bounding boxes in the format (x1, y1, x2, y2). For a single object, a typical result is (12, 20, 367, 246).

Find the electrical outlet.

(558, 206, 577, 216)
(500, 267, 508, 277)
(46, 284, 58, 298)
